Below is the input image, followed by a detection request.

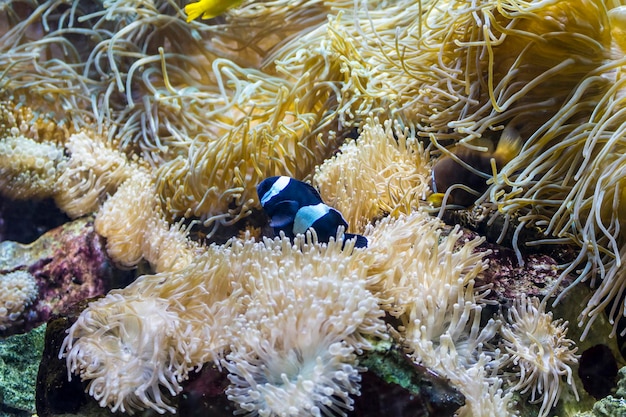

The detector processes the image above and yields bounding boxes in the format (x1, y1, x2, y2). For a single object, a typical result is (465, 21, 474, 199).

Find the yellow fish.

(184, 0, 244, 22)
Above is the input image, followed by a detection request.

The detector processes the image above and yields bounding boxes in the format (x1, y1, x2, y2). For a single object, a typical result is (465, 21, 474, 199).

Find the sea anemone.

(0, 0, 348, 231)
(225, 339, 360, 417)
(2, 0, 618, 415)
(314, 117, 431, 232)
(482, 0, 626, 337)
(61, 246, 242, 414)
(0, 270, 38, 332)
(62, 294, 188, 414)
(0, 134, 66, 200)
(223, 235, 385, 416)
(353, 211, 514, 415)
(0, 130, 138, 219)
(94, 168, 197, 272)
(62, 232, 387, 415)
(500, 295, 579, 417)
(54, 132, 134, 218)
(359, 210, 487, 315)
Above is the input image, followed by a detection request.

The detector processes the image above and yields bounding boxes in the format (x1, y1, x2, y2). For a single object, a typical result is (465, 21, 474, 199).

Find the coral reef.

(356, 339, 465, 416)
(36, 307, 97, 416)
(591, 367, 626, 417)
(476, 240, 573, 303)
(1, 0, 626, 415)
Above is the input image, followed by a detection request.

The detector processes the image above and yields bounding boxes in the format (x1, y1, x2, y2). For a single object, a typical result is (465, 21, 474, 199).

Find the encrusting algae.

(2, 0, 626, 416)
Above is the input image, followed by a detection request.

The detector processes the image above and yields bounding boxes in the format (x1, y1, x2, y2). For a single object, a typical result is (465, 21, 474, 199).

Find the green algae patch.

(357, 339, 465, 416)
(0, 324, 46, 414)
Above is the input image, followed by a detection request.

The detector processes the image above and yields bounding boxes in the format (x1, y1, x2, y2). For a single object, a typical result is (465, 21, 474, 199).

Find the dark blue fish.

(257, 176, 368, 248)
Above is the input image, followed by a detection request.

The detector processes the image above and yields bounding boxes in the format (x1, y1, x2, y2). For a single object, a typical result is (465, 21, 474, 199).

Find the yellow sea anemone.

(314, 117, 431, 232)
(483, 0, 626, 336)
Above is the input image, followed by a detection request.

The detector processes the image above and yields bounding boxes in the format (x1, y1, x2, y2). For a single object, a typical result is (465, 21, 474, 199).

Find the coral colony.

(2, 0, 626, 416)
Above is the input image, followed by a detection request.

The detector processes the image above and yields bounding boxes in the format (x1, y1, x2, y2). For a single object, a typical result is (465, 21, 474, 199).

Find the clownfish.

(184, 0, 244, 22)
(257, 176, 368, 248)
(428, 125, 523, 207)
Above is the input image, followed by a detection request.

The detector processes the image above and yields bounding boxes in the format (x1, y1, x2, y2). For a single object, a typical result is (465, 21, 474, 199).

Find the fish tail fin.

(184, 1, 209, 22)
(344, 233, 368, 248)
(493, 124, 523, 165)
(184, 0, 244, 22)
(427, 192, 445, 207)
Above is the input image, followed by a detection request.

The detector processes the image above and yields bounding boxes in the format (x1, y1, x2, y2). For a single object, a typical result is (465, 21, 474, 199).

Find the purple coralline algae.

(0, 217, 130, 336)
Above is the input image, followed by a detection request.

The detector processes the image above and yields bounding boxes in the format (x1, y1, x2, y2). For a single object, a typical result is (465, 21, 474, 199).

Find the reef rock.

(0, 216, 131, 336)
(354, 339, 465, 417)
(592, 367, 626, 417)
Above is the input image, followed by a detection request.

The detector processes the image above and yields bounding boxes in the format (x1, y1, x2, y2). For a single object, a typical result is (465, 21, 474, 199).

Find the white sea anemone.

(223, 235, 387, 417)
(500, 295, 579, 417)
(225, 337, 360, 417)
(0, 270, 38, 331)
(61, 294, 189, 414)
(358, 211, 514, 415)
